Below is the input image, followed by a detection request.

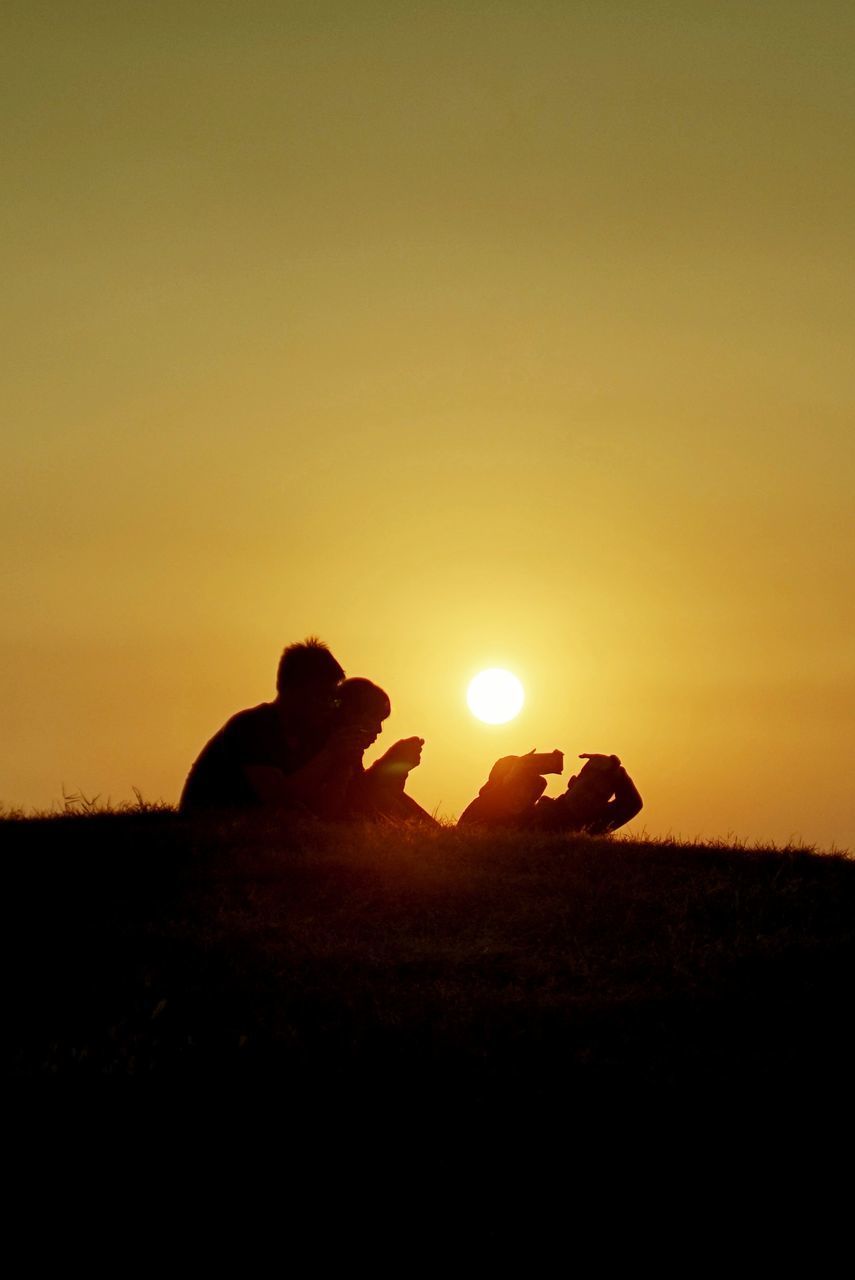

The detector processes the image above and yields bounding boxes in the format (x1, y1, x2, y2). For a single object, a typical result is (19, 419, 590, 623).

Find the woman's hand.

(381, 737, 425, 770)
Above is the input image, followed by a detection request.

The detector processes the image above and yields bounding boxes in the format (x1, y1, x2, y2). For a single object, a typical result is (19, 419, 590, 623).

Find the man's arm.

(244, 728, 371, 818)
(585, 767, 643, 835)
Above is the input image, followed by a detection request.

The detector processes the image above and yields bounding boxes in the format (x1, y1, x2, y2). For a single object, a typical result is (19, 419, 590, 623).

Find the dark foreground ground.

(4, 811, 854, 1111)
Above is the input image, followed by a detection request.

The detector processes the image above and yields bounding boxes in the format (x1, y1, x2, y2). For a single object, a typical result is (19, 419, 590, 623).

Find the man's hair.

(276, 637, 345, 695)
(336, 677, 391, 726)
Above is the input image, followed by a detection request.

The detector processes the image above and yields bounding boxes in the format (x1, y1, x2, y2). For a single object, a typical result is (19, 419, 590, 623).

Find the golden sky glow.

(2, 3, 854, 846)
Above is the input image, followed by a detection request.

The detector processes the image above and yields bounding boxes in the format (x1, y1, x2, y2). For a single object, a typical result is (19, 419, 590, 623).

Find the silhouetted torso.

(179, 703, 310, 813)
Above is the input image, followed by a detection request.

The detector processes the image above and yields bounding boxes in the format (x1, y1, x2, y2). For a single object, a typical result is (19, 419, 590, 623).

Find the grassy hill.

(4, 810, 854, 1106)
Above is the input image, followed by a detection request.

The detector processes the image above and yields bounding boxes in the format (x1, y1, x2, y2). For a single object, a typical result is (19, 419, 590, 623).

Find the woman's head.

(334, 677, 391, 744)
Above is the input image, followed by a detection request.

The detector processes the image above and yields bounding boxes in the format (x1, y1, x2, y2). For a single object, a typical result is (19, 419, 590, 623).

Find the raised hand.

(380, 737, 425, 770)
(578, 753, 621, 771)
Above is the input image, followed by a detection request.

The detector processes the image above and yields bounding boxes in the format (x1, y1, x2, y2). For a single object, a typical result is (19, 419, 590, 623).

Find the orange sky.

(3, 3, 853, 847)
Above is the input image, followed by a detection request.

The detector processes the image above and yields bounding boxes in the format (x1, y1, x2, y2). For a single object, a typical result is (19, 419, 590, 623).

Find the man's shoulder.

(220, 702, 279, 748)
(222, 702, 276, 731)
(181, 705, 277, 812)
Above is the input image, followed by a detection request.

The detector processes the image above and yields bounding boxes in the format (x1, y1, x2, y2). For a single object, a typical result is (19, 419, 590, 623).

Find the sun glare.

(467, 669, 525, 724)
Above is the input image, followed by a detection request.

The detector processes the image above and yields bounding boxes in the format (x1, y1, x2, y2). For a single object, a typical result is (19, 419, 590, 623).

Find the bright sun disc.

(467, 669, 525, 724)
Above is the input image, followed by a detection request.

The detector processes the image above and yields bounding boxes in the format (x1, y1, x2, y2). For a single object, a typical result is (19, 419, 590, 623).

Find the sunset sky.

(3, 2, 853, 848)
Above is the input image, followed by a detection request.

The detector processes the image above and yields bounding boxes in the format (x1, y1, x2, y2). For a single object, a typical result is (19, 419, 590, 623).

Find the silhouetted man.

(459, 750, 642, 835)
(179, 637, 359, 816)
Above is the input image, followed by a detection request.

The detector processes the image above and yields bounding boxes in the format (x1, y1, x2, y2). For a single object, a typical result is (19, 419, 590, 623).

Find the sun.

(467, 668, 525, 724)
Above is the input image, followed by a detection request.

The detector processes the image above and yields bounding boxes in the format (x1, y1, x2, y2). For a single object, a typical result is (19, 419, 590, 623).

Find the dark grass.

(4, 808, 854, 1112)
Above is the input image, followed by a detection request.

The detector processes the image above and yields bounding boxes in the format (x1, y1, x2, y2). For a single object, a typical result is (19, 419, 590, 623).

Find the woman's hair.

(335, 677, 391, 726)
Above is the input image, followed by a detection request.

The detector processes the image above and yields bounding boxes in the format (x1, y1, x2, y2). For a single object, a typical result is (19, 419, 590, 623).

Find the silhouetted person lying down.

(333, 678, 437, 826)
(179, 637, 351, 816)
(458, 750, 642, 835)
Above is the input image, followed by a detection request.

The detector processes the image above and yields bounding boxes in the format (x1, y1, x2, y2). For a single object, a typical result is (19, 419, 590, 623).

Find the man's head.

(486, 754, 549, 813)
(275, 637, 345, 730)
(334, 677, 391, 747)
